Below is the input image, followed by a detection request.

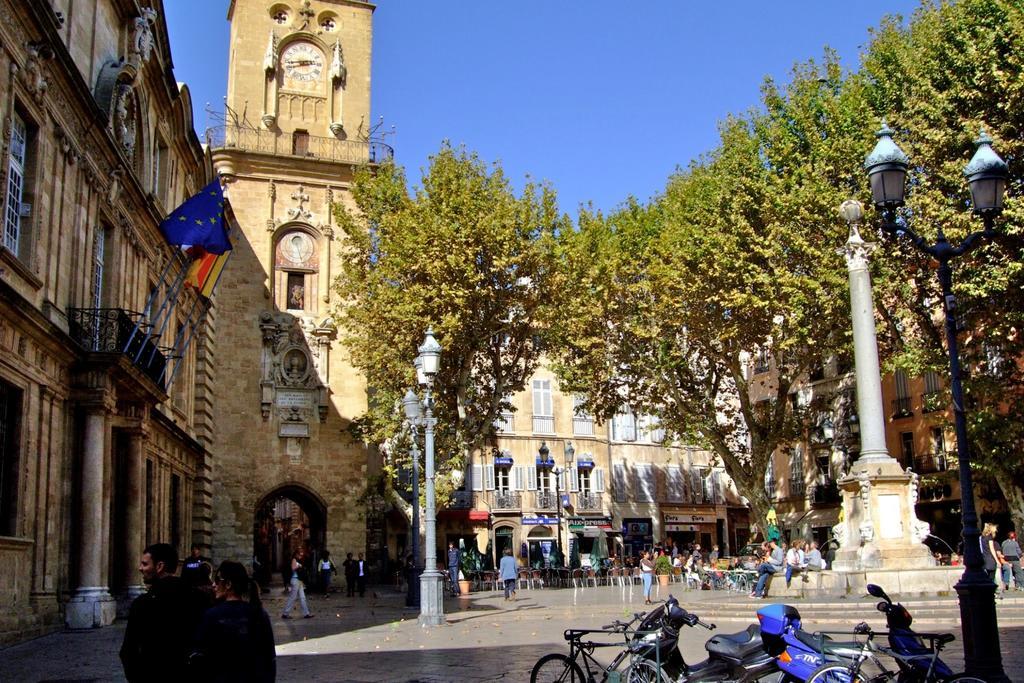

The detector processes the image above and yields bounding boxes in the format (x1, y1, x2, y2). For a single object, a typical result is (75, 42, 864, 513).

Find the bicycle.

(802, 624, 985, 683)
(531, 613, 661, 683)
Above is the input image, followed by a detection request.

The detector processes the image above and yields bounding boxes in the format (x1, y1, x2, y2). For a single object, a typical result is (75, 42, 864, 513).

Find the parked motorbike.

(629, 595, 784, 682)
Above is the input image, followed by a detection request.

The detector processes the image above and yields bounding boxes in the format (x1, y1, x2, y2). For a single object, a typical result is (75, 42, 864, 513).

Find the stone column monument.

(832, 201, 934, 571)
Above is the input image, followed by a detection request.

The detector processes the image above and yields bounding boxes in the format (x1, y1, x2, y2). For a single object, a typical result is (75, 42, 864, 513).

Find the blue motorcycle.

(755, 585, 984, 683)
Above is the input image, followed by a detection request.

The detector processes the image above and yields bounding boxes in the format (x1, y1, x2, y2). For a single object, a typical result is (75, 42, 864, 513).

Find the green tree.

(861, 0, 1024, 533)
(550, 55, 876, 531)
(332, 144, 565, 509)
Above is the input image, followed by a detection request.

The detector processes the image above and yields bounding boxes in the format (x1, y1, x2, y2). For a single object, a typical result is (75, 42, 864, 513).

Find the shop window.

(0, 380, 22, 536)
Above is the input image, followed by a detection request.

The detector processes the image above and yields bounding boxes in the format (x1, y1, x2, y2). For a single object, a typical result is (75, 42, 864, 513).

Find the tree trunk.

(993, 469, 1024, 538)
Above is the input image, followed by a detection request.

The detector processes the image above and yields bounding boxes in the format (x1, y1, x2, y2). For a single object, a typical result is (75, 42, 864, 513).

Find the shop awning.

(468, 510, 490, 522)
(787, 507, 841, 531)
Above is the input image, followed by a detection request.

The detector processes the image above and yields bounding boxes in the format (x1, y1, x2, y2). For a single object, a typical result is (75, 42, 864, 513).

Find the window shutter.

(613, 463, 627, 503)
(557, 468, 566, 492)
(471, 464, 483, 492)
(691, 469, 702, 503)
(512, 466, 524, 491)
(594, 468, 605, 493)
(569, 466, 579, 492)
(484, 464, 495, 491)
(526, 466, 538, 491)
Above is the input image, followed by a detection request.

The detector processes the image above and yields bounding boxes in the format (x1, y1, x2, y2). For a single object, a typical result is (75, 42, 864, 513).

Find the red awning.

(468, 510, 490, 522)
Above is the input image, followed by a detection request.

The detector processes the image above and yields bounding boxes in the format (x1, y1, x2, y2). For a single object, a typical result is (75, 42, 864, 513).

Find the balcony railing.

(493, 412, 515, 433)
(572, 416, 595, 437)
(535, 491, 558, 510)
(891, 396, 913, 419)
(576, 492, 602, 512)
(205, 125, 394, 165)
(811, 482, 841, 505)
(492, 491, 522, 511)
(67, 308, 168, 390)
(533, 415, 555, 434)
(450, 490, 473, 509)
(914, 452, 950, 474)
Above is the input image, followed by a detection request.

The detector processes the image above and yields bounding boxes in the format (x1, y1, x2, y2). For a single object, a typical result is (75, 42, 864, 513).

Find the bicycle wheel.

(806, 663, 867, 683)
(530, 653, 587, 683)
(943, 677, 986, 682)
(625, 658, 664, 683)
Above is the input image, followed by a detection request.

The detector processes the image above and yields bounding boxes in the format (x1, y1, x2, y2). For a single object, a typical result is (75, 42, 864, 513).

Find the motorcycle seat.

(705, 624, 764, 661)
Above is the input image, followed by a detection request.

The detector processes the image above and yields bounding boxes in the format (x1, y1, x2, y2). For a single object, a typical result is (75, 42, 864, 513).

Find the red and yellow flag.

(184, 251, 229, 298)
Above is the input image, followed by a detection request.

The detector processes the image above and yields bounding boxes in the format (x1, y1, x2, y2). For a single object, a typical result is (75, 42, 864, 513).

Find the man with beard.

(120, 543, 210, 681)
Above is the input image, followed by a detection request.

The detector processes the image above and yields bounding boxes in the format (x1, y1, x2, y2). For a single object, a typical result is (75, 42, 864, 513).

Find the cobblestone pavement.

(3, 585, 1022, 682)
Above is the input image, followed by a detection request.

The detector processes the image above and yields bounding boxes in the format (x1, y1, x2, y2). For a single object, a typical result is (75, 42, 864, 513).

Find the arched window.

(275, 229, 318, 312)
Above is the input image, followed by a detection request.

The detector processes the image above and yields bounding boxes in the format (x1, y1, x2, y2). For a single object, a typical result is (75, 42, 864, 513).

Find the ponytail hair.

(215, 560, 261, 608)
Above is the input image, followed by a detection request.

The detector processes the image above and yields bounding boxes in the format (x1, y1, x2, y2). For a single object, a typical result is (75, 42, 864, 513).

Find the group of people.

(982, 523, 1023, 593)
(750, 538, 824, 598)
(280, 547, 369, 618)
(120, 544, 276, 682)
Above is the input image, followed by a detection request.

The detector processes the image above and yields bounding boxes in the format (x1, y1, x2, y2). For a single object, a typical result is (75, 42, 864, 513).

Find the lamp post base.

(955, 571, 1009, 682)
(418, 569, 445, 627)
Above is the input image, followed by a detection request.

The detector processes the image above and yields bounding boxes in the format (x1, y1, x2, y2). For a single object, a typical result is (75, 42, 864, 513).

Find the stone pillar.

(123, 429, 147, 600)
(832, 222, 934, 572)
(66, 407, 117, 629)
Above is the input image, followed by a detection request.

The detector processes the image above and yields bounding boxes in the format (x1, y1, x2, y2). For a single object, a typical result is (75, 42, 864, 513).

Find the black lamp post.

(540, 441, 560, 565)
(864, 122, 1009, 682)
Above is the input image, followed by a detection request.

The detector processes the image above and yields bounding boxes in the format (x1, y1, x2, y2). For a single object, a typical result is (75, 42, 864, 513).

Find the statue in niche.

(330, 40, 346, 84)
(283, 349, 308, 383)
(129, 8, 158, 64)
(289, 283, 304, 310)
(112, 84, 137, 156)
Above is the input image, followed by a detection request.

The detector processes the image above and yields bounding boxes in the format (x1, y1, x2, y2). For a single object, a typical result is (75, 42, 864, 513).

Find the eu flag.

(158, 179, 232, 255)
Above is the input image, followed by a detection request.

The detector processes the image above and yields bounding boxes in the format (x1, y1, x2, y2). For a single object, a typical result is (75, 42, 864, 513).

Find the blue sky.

(166, 1, 921, 215)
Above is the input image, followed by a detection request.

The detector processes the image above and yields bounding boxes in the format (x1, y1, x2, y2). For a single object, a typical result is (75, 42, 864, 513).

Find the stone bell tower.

(207, 0, 391, 574)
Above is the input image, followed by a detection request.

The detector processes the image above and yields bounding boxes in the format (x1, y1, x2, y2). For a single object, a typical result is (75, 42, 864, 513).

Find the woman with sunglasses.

(191, 560, 276, 682)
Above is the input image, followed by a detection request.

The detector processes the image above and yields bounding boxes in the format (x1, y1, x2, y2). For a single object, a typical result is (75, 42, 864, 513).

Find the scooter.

(629, 595, 784, 682)
(867, 583, 957, 681)
(755, 602, 862, 681)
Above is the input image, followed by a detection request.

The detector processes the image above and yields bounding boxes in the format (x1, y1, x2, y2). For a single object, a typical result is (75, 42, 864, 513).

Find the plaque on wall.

(277, 390, 310, 408)
(877, 494, 904, 539)
(279, 422, 309, 438)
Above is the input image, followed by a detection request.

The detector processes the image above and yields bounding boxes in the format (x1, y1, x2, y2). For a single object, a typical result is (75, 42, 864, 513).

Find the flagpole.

(164, 301, 211, 389)
(137, 259, 190, 365)
(122, 249, 180, 354)
(159, 289, 204, 384)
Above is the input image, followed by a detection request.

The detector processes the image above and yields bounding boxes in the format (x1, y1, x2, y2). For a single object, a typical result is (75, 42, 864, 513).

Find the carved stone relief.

(257, 312, 331, 427)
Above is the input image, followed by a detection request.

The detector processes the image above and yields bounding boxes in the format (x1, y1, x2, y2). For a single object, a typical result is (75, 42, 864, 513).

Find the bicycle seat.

(705, 624, 764, 661)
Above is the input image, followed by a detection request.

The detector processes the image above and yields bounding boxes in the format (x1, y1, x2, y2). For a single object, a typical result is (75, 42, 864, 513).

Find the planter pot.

(458, 579, 472, 595)
(657, 574, 671, 587)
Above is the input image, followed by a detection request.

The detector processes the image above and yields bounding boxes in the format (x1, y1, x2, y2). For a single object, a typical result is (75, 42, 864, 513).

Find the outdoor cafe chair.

(531, 568, 545, 588)
(584, 567, 599, 588)
(518, 568, 534, 590)
(570, 568, 585, 588)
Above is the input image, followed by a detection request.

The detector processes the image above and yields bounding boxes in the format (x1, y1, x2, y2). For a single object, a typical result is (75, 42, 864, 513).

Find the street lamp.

(405, 327, 445, 627)
(402, 389, 422, 608)
(864, 123, 1009, 682)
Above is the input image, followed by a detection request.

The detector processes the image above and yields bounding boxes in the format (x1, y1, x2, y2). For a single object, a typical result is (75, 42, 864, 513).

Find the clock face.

(282, 42, 324, 82)
(281, 232, 314, 264)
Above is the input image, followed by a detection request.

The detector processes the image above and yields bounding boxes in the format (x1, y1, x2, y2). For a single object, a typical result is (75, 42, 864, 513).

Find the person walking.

(120, 543, 210, 682)
(1001, 531, 1023, 590)
(355, 552, 367, 597)
(752, 540, 784, 598)
(447, 542, 462, 596)
(318, 550, 337, 596)
(499, 547, 518, 602)
(280, 548, 312, 619)
(343, 552, 357, 597)
(190, 560, 276, 682)
(982, 522, 1000, 584)
(640, 551, 655, 605)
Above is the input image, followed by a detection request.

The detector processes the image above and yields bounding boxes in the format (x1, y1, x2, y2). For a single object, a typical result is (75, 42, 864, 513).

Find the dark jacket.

(120, 576, 209, 682)
(343, 558, 358, 579)
(191, 600, 276, 683)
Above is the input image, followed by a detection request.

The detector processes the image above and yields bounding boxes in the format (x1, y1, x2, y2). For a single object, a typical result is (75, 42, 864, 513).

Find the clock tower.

(206, 1, 389, 579)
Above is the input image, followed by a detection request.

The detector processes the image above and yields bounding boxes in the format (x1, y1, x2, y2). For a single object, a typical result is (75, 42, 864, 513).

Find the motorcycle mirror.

(866, 584, 889, 601)
(876, 601, 888, 612)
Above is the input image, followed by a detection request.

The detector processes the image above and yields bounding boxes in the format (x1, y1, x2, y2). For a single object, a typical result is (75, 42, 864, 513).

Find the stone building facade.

(206, 0, 390, 583)
(0, 0, 214, 643)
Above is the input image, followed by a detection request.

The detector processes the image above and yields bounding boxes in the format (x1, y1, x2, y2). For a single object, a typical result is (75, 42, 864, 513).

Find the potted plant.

(655, 554, 672, 587)
(458, 547, 474, 595)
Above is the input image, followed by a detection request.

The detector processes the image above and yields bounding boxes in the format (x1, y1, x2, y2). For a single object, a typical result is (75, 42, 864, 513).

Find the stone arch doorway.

(253, 483, 326, 588)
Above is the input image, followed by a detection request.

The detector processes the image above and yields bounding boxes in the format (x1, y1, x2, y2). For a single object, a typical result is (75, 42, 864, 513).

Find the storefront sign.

(576, 458, 595, 470)
(664, 514, 714, 524)
(523, 515, 559, 525)
(536, 458, 555, 467)
(494, 456, 514, 466)
(567, 516, 613, 531)
(623, 519, 651, 536)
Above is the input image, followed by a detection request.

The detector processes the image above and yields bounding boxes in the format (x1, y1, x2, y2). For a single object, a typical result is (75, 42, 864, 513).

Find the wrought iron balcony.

(914, 452, 950, 474)
(205, 125, 393, 165)
(493, 412, 515, 433)
(67, 308, 168, 390)
(576, 492, 602, 512)
(572, 416, 595, 437)
(449, 490, 473, 509)
(491, 491, 521, 511)
(810, 482, 841, 505)
(535, 491, 558, 510)
(891, 396, 913, 419)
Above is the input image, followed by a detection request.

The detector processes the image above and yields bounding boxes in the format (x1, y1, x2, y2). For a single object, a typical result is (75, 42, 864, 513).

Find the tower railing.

(204, 125, 393, 165)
